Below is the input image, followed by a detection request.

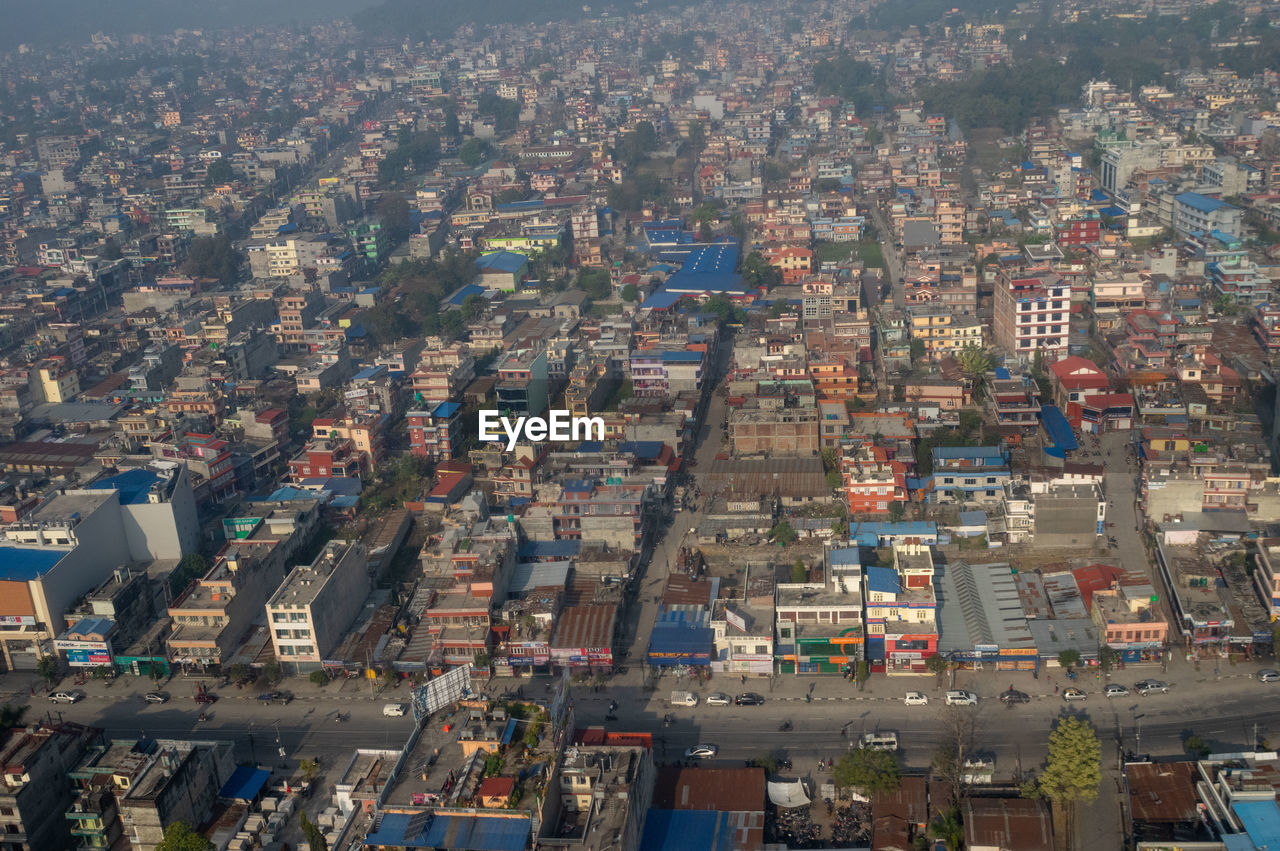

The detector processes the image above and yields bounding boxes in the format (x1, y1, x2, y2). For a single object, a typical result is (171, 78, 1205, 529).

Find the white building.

(266, 540, 370, 672)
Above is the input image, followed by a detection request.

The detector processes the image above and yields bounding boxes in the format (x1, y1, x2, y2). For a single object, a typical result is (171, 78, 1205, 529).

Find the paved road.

(868, 203, 905, 309)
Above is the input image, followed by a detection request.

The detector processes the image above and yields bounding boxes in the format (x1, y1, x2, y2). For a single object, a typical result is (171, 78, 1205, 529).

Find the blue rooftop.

(958, 510, 988, 526)
(364, 811, 530, 850)
(1176, 192, 1235, 214)
(219, 766, 270, 802)
(87, 468, 161, 505)
(866, 565, 899, 595)
(642, 288, 685, 310)
(575, 440, 603, 453)
(518, 540, 580, 560)
(641, 810, 735, 851)
(1041, 405, 1078, 452)
(932, 446, 1008, 461)
(448, 284, 486, 306)
(829, 547, 861, 566)
(432, 401, 461, 418)
(475, 251, 529, 274)
(351, 365, 385, 381)
(994, 367, 1011, 380)
(618, 440, 664, 460)
(1233, 799, 1280, 850)
(661, 351, 703, 363)
(563, 479, 595, 493)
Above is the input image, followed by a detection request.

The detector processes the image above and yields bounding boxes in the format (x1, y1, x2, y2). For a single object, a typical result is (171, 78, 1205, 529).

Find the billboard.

(724, 607, 747, 633)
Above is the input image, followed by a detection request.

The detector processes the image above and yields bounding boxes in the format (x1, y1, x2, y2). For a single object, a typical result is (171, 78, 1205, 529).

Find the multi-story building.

(1172, 192, 1242, 239)
(494, 348, 549, 416)
(774, 545, 863, 676)
(907, 306, 985, 360)
(992, 275, 1070, 362)
(287, 438, 367, 482)
(407, 402, 463, 461)
(0, 723, 101, 851)
(863, 543, 938, 674)
(266, 541, 370, 673)
(928, 446, 1012, 505)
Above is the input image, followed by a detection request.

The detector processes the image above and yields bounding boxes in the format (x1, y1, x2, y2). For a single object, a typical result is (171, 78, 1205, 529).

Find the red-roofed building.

(1067, 392, 1135, 433)
(651, 767, 765, 851)
(476, 776, 516, 808)
(1048, 356, 1111, 410)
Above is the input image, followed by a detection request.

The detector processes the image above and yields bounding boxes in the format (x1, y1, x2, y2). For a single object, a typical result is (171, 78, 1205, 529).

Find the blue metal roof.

(475, 251, 529, 274)
(448, 284, 486, 306)
(518, 540, 580, 560)
(829, 547, 860, 566)
(575, 440, 603, 453)
(1176, 192, 1233, 214)
(63, 617, 115, 639)
(563, 479, 595, 493)
(87, 468, 161, 505)
(219, 766, 270, 801)
(0, 546, 67, 580)
(994, 367, 1011, 380)
(661, 351, 703, 363)
(1040, 405, 1078, 451)
(256, 487, 322, 503)
(642, 810, 734, 851)
(958, 510, 988, 526)
(932, 446, 1008, 461)
(866, 566, 899, 595)
(643, 288, 685, 310)
(432, 401, 461, 418)
(618, 440, 664, 460)
(364, 811, 530, 850)
(1233, 800, 1280, 850)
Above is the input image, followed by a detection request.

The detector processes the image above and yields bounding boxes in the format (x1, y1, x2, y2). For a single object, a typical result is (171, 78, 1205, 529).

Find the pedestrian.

(1054, 684, 1059, 694)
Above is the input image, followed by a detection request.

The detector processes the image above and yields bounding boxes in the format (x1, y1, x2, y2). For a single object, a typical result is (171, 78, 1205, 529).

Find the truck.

(670, 691, 698, 707)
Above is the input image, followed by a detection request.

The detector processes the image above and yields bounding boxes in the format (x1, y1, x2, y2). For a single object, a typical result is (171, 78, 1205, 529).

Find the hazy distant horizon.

(0, 0, 384, 50)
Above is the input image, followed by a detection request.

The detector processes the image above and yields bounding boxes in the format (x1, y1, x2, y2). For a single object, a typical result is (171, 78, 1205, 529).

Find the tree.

(932, 704, 981, 809)
(299, 812, 328, 851)
(376, 192, 412, 244)
(458, 138, 490, 167)
(181, 235, 242, 287)
(227, 663, 251, 685)
(740, 252, 783, 291)
(156, 821, 214, 851)
(36, 655, 58, 685)
(620, 282, 639, 302)
(1057, 649, 1081, 671)
(1036, 716, 1101, 847)
(769, 520, 797, 547)
(910, 338, 927, 362)
(930, 807, 965, 851)
(309, 670, 330, 687)
(888, 501, 906, 523)
(615, 120, 658, 167)
(261, 660, 283, 685)
(300, 758, 322, 782)
(169, 554, 209, 597)
(1098, 645, 1118, 674)
(956, 344, 994, 395)
(834, 747, 900, 797)
(205, 158, 234, 185)
(483, 751, 503, 777)
(101, 237, 124, 261)
(461, 293, 488, 321)
(925, 653, 948, 686)
(790, 559, 808, 583)
(826, 468, 843, 489)
(577, 268, 612, 301)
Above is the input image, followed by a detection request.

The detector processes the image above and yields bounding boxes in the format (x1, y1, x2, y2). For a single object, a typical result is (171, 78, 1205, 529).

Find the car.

(1135, 679, 1169, 695)
(143, 692, 168, 704)
(49, 691, 82, 704)
(903, 691, 929, 706)
(705, 693, 731, 707)
(685, 744, 719, 759)
(382, 703, 406, 717)
(945, 690, 978, 706)
(1063, 688, 1088, 701)
(256, 691, 293, 705)
(1259, 670, 1280, 683)
(999, 689, 1031, 704)
(1104, 684, 1130, 698)
(734, 692, 765, 706)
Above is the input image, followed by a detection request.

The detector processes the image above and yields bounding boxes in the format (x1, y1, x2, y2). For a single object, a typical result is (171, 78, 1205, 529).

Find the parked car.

(734, 693, 765, 706)
(1259, 670, 1280, 683)
(945, 690, 978, 706)
(49, 691, 82, 704)
(903, 691, 929, 706)
(143, 692, 168, 704)
(1104, 684, 1130, 698)
(705, 693, 731, 706)
(1135, 679, 1169, 695)
(999, 689, 1030, 704)
(685, 744, 719, 759)
(382, 703, 406, 717)
(1063, 688, 1088, 701)
(861, 732, 899, 751)
(256, 691, 293, 705)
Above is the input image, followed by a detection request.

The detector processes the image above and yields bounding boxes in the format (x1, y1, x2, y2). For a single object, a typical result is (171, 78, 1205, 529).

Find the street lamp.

(1133, 713, 1145, 756)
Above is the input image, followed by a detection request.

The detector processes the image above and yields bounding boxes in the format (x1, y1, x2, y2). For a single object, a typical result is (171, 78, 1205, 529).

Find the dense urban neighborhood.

(8, 0, 1280, 849)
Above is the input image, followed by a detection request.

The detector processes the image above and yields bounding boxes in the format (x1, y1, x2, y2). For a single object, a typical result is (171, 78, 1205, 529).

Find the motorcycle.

(335, 712, 348, 723)
(197, 712, 209, 722)
(779, 720, 792, 731)
(605, 713, 618, 721)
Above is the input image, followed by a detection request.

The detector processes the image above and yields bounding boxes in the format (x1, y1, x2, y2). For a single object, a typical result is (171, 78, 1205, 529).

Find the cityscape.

(3, 0, 1280, 849)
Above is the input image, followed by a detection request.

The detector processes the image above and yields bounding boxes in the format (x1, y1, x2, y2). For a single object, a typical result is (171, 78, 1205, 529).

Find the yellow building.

(907, 307, 985, 359)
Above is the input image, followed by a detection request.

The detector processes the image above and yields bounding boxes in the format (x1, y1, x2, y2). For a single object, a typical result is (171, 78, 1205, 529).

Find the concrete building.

(992, 275, 1070, 363)
(1172, 192, 1242, 239)
(115, 739, 237, 851)
(265, 541, 370, 673)
(728, 407, 819, 456)
(0, 723, 102, 851)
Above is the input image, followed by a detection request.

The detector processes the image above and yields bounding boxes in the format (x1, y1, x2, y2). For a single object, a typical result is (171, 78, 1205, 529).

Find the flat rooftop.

(0, 546, 67, 580)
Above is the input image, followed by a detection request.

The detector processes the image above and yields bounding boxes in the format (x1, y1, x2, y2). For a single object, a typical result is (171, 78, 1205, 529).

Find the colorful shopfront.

(776, 625, 863, 675)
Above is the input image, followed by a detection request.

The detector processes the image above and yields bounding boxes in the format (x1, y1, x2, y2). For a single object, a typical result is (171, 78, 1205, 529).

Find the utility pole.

(1134, 713, 1145, 756)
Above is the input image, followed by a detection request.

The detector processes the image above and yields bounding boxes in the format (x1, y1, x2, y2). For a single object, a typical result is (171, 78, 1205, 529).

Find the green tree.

(577, 268, 612, 300)
(930, 807, 965, 851)
(0, 704, 26, 727)
(483, 751, 503, 777)
(909, 338, 927, 362)
(205, 158, 234, 185)
(458, 137, 490, 167)
(888, 501, 906, 523)
(1183, 735, 1211, 759)
(790, 559, 808, 583)
(834, 747, 900, 797)
(740, 252, 783, 291)
(769, 520, 797, 547)
(309, 670, 330, 687)
(168, 554, 209, 597)
(1057, 649, 1081, 671)
(1036, 717, 1101, 847)
(227, 663, 251, 685)
(826, 468, 843, 489)
(461, 293, 488, 321)
(925, 653, 947, 686)
(376, 192, 412, 244)
(620, 282, 639, 302)
(181, 235, 242, 287)
(956, 344, 994, 396)
(615, 120, 658, 167)
(299, 812, 328, 851)
(1098, 645, 1118, 674)
(156, 821, 214, 851)
(101, 237, 124, 261)
(36, 655, 58, 685)
(856, 659, 870, 688)
(261, 660, 283, 685)
(300, 758, 322, 783)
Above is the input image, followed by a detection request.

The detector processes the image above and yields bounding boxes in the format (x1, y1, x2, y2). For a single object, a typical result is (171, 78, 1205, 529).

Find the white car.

(1103, 684, 1130, 698)
(1062, 688, 1088, 702)
(903, 691, 929, 706)
(705, 693, 731, 706)
(382, 703, 406, 718)
(49, 691, 82, 704)
(685, 744, 718, 759)
(945, 690, 978, 706)
(1259, 670, 1280, 683)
